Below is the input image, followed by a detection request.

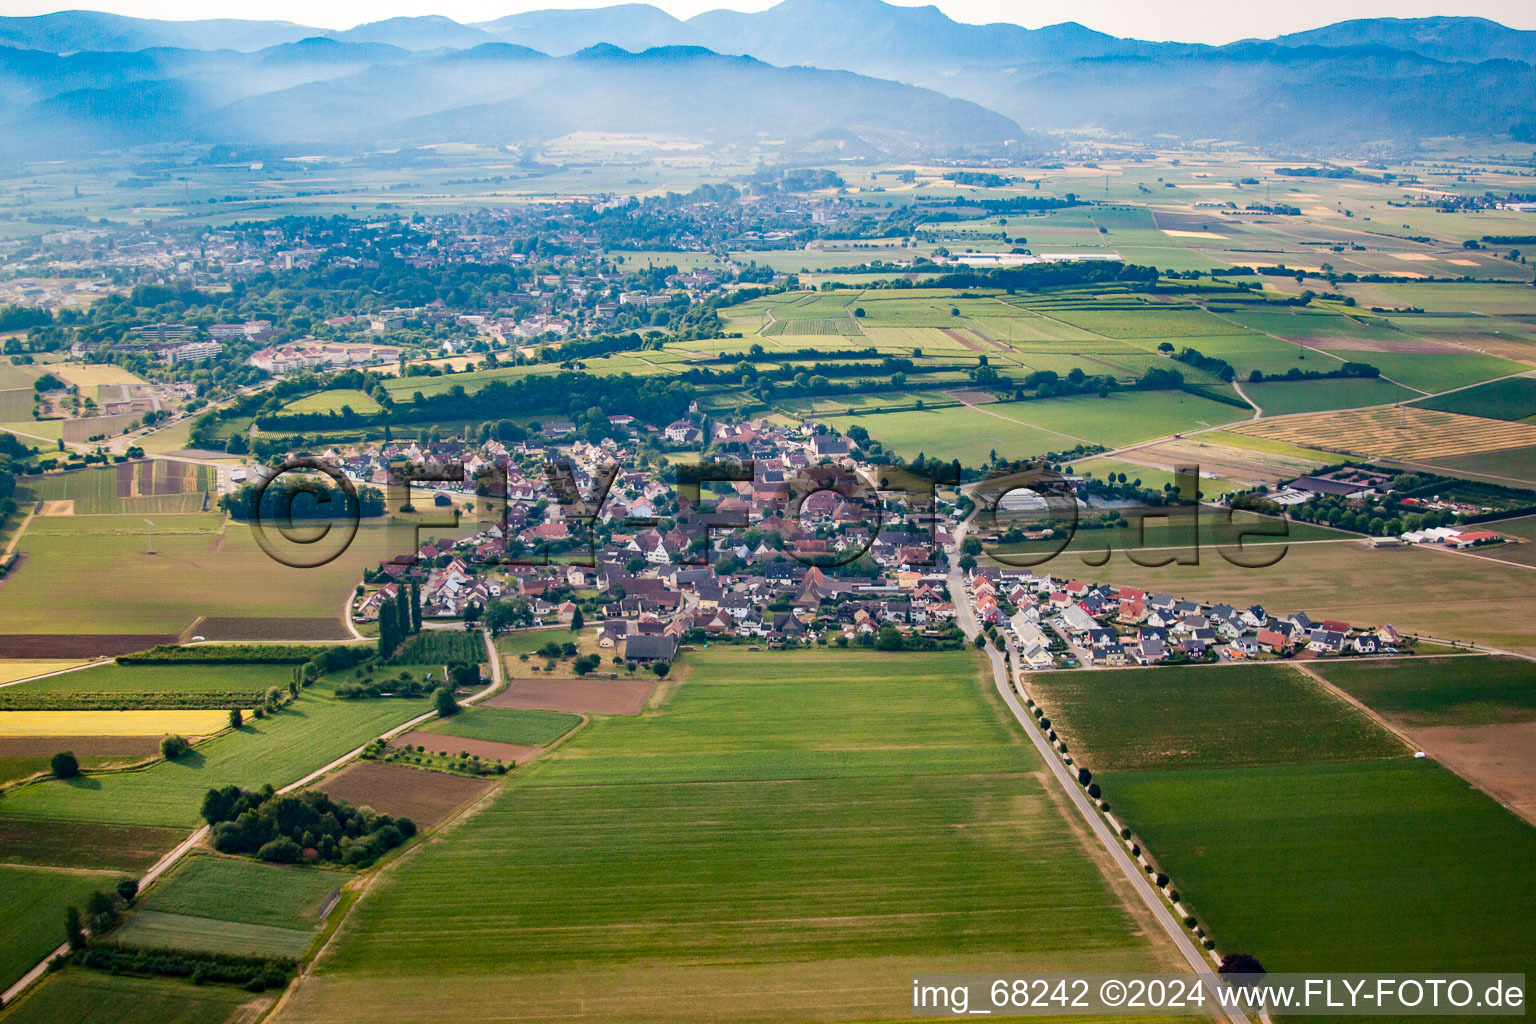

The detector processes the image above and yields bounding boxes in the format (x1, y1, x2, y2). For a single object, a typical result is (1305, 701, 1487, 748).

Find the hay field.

(1230, 406, 1536, 459)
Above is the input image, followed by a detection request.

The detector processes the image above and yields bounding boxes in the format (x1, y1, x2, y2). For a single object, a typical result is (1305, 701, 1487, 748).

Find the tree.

(434, 685, 459, 717)
(1077, 766, 1092, 786)
(482, 597, 530, 636)
(409, 581, 422, 633)
(258, 837, 303, 863)
(973, 634, 987, 649)
(160, 734, 190, 759)
(378, 601, 396, 657)
(228, 708, 243, 729)
(65, 906, 85, 950)
(1219, 953, 1266, 975)
(570, 606, 585, 631)
(651, 660, 671, 679)
(395, 586, 414, 638)
(50, 751, 79, 779)
(86, 889, 117, 932)
(875, 625, 905, 651)
(115, 879, 139, 904)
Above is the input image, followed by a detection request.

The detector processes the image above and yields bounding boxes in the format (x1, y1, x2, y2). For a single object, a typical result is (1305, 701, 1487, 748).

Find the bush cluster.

(203, 785, 416, 868)
(76, 943, 294, 990)
(118, 644, 328, 665)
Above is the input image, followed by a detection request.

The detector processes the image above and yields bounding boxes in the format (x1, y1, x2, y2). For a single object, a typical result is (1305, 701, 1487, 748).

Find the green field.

(111, 910, 318, 958)
(1030, 655, 1536, 988)
(0, 516, 408, 636)
(0, 662, 299, 709)
(0, 971, 260, 1024)
(423, 707, 582, 748)
(0, 817, 185, 872)
(0, 864, 125, 989)
(984, 390, 1247, 448)
(1026, 664, 1404, 772)
(135, 855, 340, 930)
(0, 387, 33, 421)
(826, 389, 1241, 466)
(984, 507, 1349, 563)
(275, 647, 1179, 1023)
(1101, 759, 1536, 977)
(1311, 656, 1536, 727)
(1246, 377, 1417, 415)
(0, 682, 423, 827)
(1416, 374, 1536, 421)
(280, 389, 383, 415)
(1321, 350, 1527, 393)
(21, 462, 214, 515)
(1421, 444, 1536, 485)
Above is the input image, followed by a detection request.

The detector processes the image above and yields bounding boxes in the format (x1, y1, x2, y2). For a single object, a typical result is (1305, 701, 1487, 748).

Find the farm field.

(1027, 651, 1536, 986)
(983, 507, 1350, 563)
(483, 675, 659, 715)
(280, 389, 382, 415)
(0, 864, 126, 989)
(0, 745, 160, 788)
(0, 662, 299, 708)
(0, 661, 85, 686)
(1312, 655, 1536, 728)
(1107, 435, 1331, 489)
(422, 707, 582, 748)
(112, 910, 318, 958)
(0, 363, 43, 388)
(983, 390, 1246, 448)
(1344, 281, 1536, 316)
(0, 970, 265, 1024)
(0, 817, 184, 872)
(0, 516, 399, 636)
(313, 760, 491, 828)
(1025, 663, 1404, 772)
(0, 682, 424, 827)
(1245, 377, 1417, 415)
(49, 364, 146, 390)
(0, 387, 33, 420)
(274, 647, 1181, 1023)
(20, 461, 214, 515)
(1415, 374, 1536, 421)
(0, 708, 231, 736)
(1100, 759, 1536, 978)
(1319, 349, 1527, 393)
(1311, 655, 1536, 824)
(135, 855, 341, 931)
(1229, 406, 1536, 460)
(112, 855, 341, 957)
(1419, 444, 1536, 485)
(825, 404, 1087, 464)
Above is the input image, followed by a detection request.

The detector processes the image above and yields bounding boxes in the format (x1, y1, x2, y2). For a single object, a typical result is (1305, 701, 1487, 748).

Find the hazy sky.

(6, 0, 1535, 44)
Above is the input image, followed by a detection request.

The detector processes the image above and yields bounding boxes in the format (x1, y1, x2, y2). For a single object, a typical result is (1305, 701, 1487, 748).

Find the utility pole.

(144, 519, 155, 555)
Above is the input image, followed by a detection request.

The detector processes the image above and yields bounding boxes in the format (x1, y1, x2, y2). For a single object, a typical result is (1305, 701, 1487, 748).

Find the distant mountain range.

(1, 1, 1533, 159)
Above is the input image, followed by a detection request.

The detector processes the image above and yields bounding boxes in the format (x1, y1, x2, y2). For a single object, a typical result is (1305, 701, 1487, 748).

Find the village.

(312, 411, 1424, 675)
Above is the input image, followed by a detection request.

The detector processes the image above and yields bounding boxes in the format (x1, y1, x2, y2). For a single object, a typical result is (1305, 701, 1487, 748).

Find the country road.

(947, 538, 1248, 1024)
(0, 629, 505, 1008)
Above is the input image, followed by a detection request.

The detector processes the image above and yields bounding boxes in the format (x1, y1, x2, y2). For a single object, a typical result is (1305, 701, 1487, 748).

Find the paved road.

(0, 630, 505, 1008)
(947, 555, 1248, 1024)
